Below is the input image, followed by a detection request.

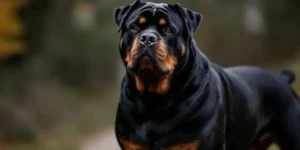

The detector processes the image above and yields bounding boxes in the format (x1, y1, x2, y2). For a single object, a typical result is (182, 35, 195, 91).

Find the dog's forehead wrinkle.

(128, 2, 179, 21)
(145, 2, 168, 8)
(141, 2, 170, 15)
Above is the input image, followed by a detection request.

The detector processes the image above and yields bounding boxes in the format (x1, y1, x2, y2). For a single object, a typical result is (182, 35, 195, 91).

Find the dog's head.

(115, 0, 202, 94)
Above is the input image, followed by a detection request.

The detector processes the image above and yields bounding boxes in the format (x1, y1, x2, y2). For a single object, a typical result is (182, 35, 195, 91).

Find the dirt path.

(81, 128, 119, 150)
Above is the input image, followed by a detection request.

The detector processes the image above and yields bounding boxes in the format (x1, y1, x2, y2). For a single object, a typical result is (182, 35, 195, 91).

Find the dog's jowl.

(114, 0, 300, 149)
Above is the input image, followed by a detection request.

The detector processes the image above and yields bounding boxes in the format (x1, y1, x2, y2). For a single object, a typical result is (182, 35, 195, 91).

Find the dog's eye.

(130, 24, 140, 32)
(163, 27, 172, 34)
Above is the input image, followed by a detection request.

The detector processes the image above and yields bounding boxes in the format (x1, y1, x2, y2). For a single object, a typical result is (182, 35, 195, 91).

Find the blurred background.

(0, 0, 299, 150)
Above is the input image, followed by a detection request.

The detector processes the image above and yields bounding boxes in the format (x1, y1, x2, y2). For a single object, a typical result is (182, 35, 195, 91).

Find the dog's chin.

(127, 56, 170, 79)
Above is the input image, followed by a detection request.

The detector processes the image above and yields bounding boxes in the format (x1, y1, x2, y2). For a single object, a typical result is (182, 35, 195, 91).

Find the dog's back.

(224, 66, 298, 104)
(220, 66, 300, 149)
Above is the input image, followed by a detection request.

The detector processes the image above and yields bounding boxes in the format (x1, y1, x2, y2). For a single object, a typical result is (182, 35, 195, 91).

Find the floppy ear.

(172, 4, 202, 37)
(114, 0, 141, 32)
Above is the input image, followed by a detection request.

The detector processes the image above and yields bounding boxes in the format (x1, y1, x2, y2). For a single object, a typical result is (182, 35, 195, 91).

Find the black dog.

(114, 1, 300, 149)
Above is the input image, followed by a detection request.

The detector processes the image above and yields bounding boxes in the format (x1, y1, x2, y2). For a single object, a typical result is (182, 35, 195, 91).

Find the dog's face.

(115, 0, 202, 94)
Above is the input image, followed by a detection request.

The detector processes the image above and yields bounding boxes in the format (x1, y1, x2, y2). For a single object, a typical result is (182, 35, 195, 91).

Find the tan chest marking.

(165, 141, 200, 150)
(120, 139, 148, 150)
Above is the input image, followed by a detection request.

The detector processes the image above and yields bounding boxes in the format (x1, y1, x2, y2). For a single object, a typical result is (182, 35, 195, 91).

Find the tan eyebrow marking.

(139, 17, 147, 24)
(159, 18, 167, 25)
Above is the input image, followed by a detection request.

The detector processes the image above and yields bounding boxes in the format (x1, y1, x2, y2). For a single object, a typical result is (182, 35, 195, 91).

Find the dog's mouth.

(127, 55, 170, 78)
(137, 56, 155, 76)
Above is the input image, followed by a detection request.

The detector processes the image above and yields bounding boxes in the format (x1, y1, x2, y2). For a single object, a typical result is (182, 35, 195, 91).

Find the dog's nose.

(140, 33, 157, 46)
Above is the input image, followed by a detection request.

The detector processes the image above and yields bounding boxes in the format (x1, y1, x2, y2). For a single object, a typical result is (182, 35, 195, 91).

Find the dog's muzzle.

(127, 31, 170, 78)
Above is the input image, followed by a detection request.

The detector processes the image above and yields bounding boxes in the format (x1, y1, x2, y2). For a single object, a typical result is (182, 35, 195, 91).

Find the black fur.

(173, 3, 202, 37)
(280, 68, 296, 84)
(114, 0, 142, 32)
(114, 1, 300, 150)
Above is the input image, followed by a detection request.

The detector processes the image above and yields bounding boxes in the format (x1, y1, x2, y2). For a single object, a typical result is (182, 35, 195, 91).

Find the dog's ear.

(114, 0, 141, 32)
(172, 4, 202, 37)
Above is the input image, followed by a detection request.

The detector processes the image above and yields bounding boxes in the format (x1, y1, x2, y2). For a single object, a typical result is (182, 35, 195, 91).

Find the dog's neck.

(121, 39, 212, 115)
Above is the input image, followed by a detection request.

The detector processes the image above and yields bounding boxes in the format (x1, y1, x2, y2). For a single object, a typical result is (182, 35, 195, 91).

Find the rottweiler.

(114, 0, 300, 149)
